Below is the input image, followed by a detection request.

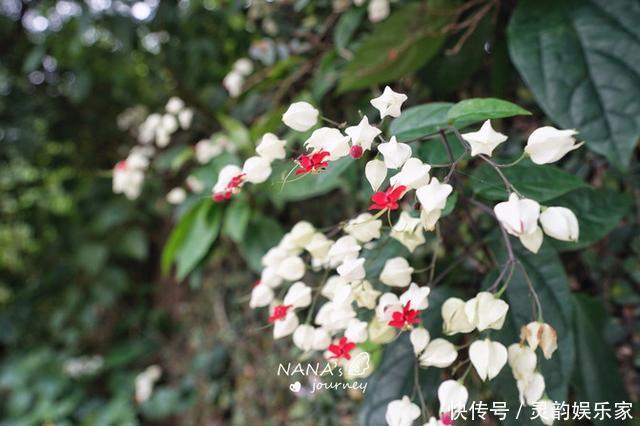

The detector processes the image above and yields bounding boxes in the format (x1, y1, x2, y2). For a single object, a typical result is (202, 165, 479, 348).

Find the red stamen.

(327, 337, 356, 360)
(295, 150, 331, 175)
(368, 185, 407, 211)
(268, 304, 292, 323)
(388, 301, 421, 329)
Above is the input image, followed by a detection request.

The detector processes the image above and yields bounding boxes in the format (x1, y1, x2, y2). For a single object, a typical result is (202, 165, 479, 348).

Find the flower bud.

(517, 372, 545, 405)
(166, 187, 186, 205)
(461, 120, 508, 157)
(345, 319, 369, 343)
(521, 321, 558, 359)
(368, 0, 390, 23)
(282, 101, 319, 132)
(441, 297, 475, 335)
(540, 207, 579, 242)
(379, 257, 414, 287)
(419, 338, 458, 368)
(464, 292, 509, 331)
(365, 159, 387, 191)
(273, 310, 299, 339)
(389, 158, 431, 190)
(525, 126, 583, 164)
(507, 343, 537, 381)
(293, 324, 330, 351)
(410, 327, 430, 355)
(327, 236, 361, 267)
(242, 155, 272, 183)
(399, 283, 430, 311)
(385, 396, 420, 426)
(304, 127, 350, 161)
(438, 380, 468, 413)
(283, 281, 312, 308)
(469, 339, 508, 381)
(344, 213, 382, 243)
(349, 144, 363, 159)
(337, 257, 366, 282)
(249, 282, 274, 308)
(256, 132, 287, 162)
(275, 256, 306, 281)
(377, 136, 412, 169)
(493, 193, 540, 237)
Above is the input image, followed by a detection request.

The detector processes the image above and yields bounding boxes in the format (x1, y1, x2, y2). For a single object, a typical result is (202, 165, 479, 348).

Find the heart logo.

(347, 351, 371, 377)
(289, 381, 301, 393)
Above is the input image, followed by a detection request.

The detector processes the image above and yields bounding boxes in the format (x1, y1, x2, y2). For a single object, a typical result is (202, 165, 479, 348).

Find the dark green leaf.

(389, 102, 454, 142)
(547, 187, 632, 251)
(470, 159, 587, 202)
(507, 0, 640, 169)
(222, 197, 251, 242)
(446, 98, 531, 126)
(338, 1, 457, 92)
(238, 216, 284, 273)
(572, 294, 628, 425)
(334, 8, 364, 52)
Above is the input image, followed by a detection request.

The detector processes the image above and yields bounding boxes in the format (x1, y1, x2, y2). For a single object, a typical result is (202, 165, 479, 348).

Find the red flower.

(327, 337, 356, 360)
(268, 304, 292, 323)
(369, 185, 407, 211)
(295, 150, 331, 175)
(388, 301, 421, 329)
(212, 173, 246, 203)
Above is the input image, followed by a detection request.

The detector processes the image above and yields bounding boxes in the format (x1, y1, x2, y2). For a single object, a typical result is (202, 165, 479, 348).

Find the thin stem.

(479, 154, 521, 196)
(321, 116, 346, 128)
(428, 224, 441, 285)
(494, 152, 527, 168)
(414, 359, 429, 422)
(438, 130, 459, 183)
(516, 260, 544, 322)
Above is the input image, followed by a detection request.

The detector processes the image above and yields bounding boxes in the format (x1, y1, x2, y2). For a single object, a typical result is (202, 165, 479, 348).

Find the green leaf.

(264, 157, 354, 204)
(217, 114, 251, 148)
(446, 98, 531, 126)
(116, 227, 148, 260)
(507, 0, 640, 170)
(222, 197, 251, 243)
(547, 187, 632, 251)
(161, 200, 222, 280)
(334, 8, 364, 52)
(238, 216, 284, 273)
(572, 294, 628, 425)
(489, 243, 575, 408)
(389, 102, 454, 142)
(338, 0, 457, 92)
(470, 159, 587, 202)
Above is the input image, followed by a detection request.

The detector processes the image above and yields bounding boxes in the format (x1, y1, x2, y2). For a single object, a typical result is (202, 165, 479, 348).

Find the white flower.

(242, 156, 272, 183)
(213, 164, 243, 194)
(494, 193, 541, 237)
(337, 257, 366, 282)
(518, 372, 546, 405)
(282, 101, 319, 132)
(256, 133, 287, 162)
(305, 233, 333, 263)
(377, 136, 412, 169)
(400, 283, 430, 310)
(345, 319, 369, 343)
(438, 380, 468, 413)
(370, 86, 407, 119)
(178, 108, 193, 129)
(419, 338, 458, 368)
(532, 399, 557, 425)
(379, 257, 414, 287)
(293, 325, 330, 351)
(288, 221, 317, 249)
(368, 316, 396, 344)
(260, 266, 283, 288)
(161, 113, 179, 134)
(351, 280, 381, 309)
(276, 256, 306, 281)
(540, 207, 579, 242)
(186, 175, 205, 193)
(328, 236, 361, 267)
(416, 177, 453, 213)
(195, 139, 223, 164)
(165, 97, 185, 114)
(525, 126, 582, 164)
(283, 281, 312, 308)
(521, 322, 558, 360)
(469, 339, 508, 381)
(385, 396, 421, 426)
(273, 310, 299, 339)
(368, 0, 390, 23)
(166, 187, 186, 205)
(461, 120, 508, 157)
(365, 159, 387, 191)
(113, 162, 144, 200)
(519, 225, 544, 254)
(223, 71, 244, 97)
(441, 297, 475, 335)
(508, 343, 537, 381)
(135, 365, 162, 403)
(410, 327, 430, 354)
(232, 57, 253, 76)
(304, 127, 350, 161)
(345, 116, 381, 151)
(420, 209, 442, 232)
(464, 292, 509, 331)
(390, 158, 431, 190)
(262, 246, 289, 268)
(390, 211, 426, 253)
(249, 283, 274, 308)
(344, 213, 382, 243)
(376, 292, 402, 321)
(321, 275, 350, 300)
(315, 301, 356, 332)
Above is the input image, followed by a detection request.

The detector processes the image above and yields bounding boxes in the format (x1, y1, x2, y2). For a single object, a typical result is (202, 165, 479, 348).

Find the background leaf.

(507, 0, 640, 169)
(446, 97, 531, 125)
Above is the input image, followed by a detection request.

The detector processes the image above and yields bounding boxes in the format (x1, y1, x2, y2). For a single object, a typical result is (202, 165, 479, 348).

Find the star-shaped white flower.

(345, 116, 381, 151)
(370, 86, 408, 119)
(461, 120, 508, 157)
(377, 136, 412, 169)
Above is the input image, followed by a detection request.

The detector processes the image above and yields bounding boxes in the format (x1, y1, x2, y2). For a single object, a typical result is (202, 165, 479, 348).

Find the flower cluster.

(223, 58, 254, 98)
